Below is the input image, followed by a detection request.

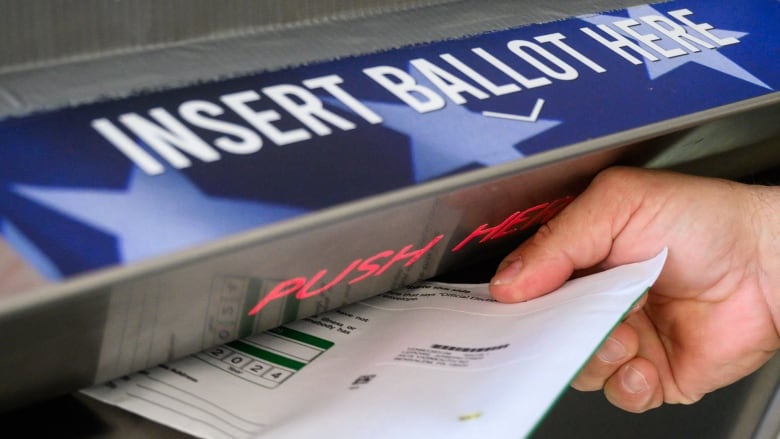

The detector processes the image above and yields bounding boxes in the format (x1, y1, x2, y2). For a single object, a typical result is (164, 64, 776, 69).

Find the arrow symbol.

(482, 98, 546, 123)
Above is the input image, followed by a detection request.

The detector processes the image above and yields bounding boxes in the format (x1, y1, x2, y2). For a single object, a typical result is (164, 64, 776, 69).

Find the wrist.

(748, 183, 780, 340)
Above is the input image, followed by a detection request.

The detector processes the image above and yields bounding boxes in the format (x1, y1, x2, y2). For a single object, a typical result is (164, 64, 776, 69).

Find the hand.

(489, 166, 780, 413)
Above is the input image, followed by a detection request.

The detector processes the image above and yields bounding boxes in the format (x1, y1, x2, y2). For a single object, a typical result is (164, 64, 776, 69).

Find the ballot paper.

(83, 250, 666, 438)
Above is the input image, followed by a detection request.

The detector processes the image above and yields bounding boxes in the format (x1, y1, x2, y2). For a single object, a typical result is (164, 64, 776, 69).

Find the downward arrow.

(482, 98, 546, 123)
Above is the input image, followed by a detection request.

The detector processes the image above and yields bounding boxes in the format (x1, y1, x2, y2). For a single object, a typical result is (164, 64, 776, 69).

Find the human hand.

(489, 166, 780, 412)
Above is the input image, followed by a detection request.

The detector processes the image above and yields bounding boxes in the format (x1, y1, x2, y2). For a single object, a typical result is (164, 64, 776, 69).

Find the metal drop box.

(0, 0, 778, 437)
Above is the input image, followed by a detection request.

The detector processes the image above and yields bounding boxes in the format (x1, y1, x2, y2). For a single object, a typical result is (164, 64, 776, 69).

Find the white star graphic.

(581, 5, 771, 89)
(364, 99, 559, 182)
(12, 170, 306, 263)
(331, 67, 560, 182)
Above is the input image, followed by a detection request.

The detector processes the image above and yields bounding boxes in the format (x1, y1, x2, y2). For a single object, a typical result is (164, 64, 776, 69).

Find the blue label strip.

(1, 0, 777, 279)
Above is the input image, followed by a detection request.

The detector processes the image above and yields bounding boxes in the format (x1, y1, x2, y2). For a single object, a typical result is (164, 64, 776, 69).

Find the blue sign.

(1, 0, 778, 279)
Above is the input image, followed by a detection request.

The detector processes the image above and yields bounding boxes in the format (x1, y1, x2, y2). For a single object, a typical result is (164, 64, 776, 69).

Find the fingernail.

(490, 257, 523, 286)
(597, 337, 627, 364)
(630, 294, 647, 314)
(623, 365, 649, 394)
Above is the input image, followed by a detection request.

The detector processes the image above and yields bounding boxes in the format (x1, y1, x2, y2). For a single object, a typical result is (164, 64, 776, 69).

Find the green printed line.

(238, 279, 263, 337)
(227, 340, 305, 371)
(270, 326, 335, 350)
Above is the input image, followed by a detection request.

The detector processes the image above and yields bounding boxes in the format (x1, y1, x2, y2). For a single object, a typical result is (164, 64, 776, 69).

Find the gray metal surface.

(0, 0, 458, 71)
(0, 0, 636, 118)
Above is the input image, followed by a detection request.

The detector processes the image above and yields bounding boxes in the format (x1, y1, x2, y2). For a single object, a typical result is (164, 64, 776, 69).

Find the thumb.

(489, 168, 638, 302)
